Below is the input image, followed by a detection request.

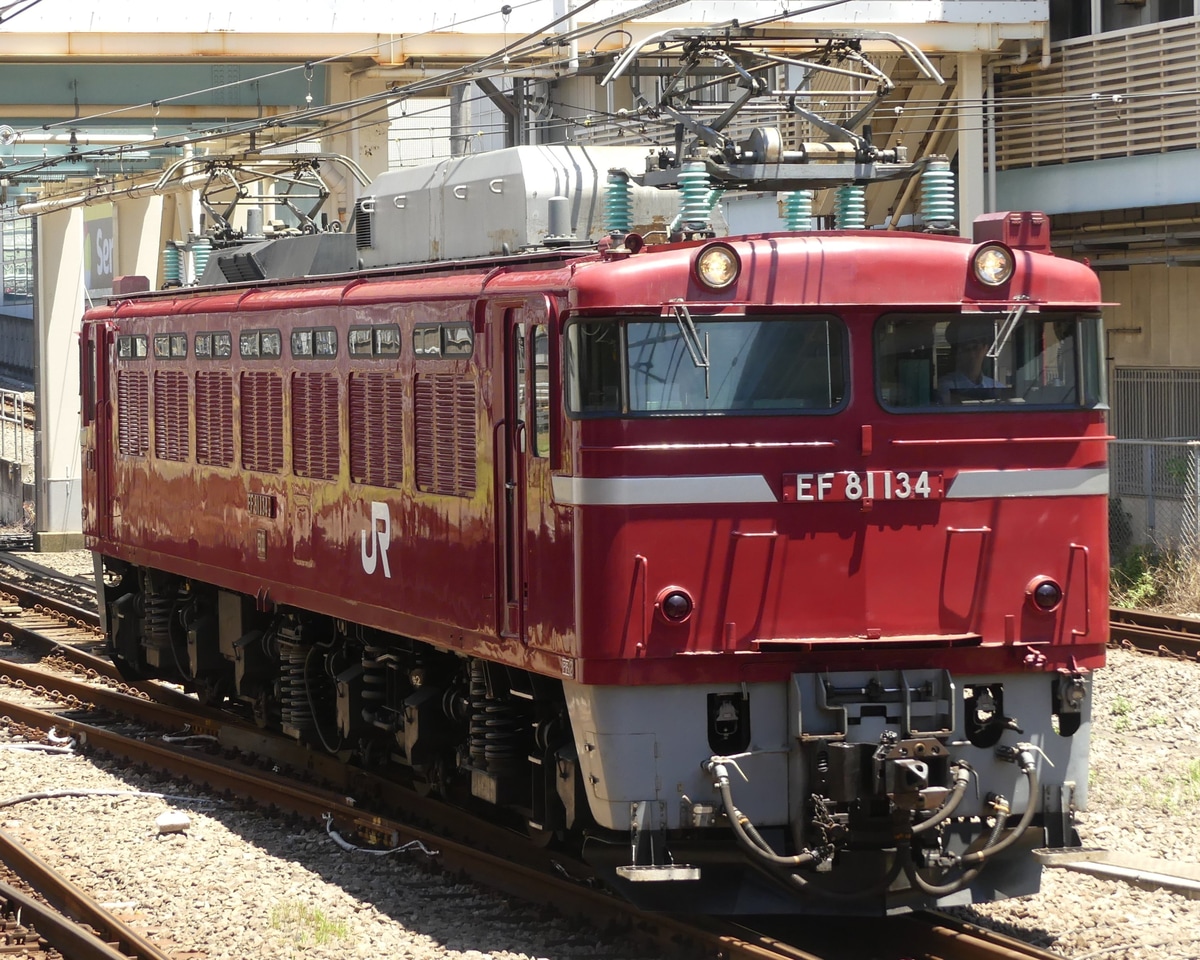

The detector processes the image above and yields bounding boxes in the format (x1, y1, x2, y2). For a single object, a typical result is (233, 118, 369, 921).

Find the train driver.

(939, 320, 1001, 403)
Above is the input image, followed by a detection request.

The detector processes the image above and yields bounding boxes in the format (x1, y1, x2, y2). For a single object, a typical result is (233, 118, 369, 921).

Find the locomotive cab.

(548, 219, 1107, 912)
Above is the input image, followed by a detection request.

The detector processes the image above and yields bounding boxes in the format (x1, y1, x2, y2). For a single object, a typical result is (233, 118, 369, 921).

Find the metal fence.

(0, 387, 27, 467)
(1109, 439, 1200, 558)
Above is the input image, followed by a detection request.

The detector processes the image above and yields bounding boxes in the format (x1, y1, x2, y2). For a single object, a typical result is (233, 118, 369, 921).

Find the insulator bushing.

(605, 170, 632, 236)
(677, 161, 712, 232)
(835, 184, 866, 230)
(161, 242, 182, 286)
(190, 238, 212, 282)
(783, 190, 813, 231)
(921, 157, 956, 232)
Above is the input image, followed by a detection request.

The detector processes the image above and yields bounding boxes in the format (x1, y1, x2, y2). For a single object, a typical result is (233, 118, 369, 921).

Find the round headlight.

(657, 587, 694, 623)
(1026, 576, 1063, 612)
(695, 243, 740, 290)
(973, 243, 1014, 286)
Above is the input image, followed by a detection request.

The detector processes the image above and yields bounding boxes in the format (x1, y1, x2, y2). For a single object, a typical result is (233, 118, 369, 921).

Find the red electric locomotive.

(81, 37, 1108, 913)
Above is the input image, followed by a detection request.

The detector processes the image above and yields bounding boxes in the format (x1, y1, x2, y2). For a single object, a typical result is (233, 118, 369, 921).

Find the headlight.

(657, 587, 694, 623)
(1026, 576, 1063, 612)
(973, 243, 1014, 286)
(694, 243, 740, 290)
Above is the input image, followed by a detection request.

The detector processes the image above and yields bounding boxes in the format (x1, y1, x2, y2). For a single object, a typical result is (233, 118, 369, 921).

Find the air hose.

(903, 743, 1041, 897)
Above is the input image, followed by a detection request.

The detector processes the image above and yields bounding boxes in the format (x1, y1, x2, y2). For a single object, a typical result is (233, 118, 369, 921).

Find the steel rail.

(0, 830, 172, 960)
(0, 674, 1063, 960)
(0, 574, 1071, 959)
(1109, 607, 1200, 660)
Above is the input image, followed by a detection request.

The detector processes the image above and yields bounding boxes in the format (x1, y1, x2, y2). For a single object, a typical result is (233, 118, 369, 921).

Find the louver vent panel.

(153, 370, 190, 461)
(240, 371, 284, 474)
(355, 201, 373, 249)
(195, 371, 234, 467)
(117, 370, 149, 458)
(292, 372, 340, 481)
(414, 374, 476, 495)
(349, 372, 404, 488)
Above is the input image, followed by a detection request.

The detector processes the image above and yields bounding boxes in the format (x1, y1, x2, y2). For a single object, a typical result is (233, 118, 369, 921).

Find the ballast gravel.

(1, 567, 1198, 958)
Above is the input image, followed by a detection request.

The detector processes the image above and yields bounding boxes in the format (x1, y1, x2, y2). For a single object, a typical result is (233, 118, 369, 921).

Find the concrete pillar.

(33, 207, 84, 550)
(322, 68, 391, 230)
(957, 53, 985, 234)
(450, 85, 470, 156)
(117, 194, 165, 288)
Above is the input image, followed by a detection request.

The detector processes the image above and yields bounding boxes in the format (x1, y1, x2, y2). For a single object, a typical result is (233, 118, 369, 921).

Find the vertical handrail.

(1069, 543, 1090, 638)
(634, 554, 649, 654)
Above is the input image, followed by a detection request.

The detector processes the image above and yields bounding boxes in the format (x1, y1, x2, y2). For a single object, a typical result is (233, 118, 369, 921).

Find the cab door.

(496, 297, 556, 642)
(80, 321, 114, 542)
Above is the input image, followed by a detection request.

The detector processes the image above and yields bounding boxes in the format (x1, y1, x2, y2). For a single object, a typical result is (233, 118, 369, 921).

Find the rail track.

(1109, 607, 1200, 660)
(0, 833, 173, 960)
(0, 573, 1068, 960)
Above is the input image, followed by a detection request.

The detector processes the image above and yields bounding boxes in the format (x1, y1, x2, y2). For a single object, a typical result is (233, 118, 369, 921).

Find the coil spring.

(783, 190, 813, 231)
(604, 170, 632, 236)
(361, 643, 387, 721)
(920, 157, 956, 231)
(468, 660, 489, 766)
(834, 185, 866, 230)
(143, 593, 173, 647)
(483, 699, 523, 772)
(279, 641, 313, 732)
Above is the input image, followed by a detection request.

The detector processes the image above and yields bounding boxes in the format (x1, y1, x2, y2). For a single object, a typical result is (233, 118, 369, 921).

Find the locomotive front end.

(558, 216, 1107, 914)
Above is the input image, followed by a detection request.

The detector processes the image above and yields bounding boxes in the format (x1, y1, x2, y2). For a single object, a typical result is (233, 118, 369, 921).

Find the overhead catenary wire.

(2, 0, 1188, 210)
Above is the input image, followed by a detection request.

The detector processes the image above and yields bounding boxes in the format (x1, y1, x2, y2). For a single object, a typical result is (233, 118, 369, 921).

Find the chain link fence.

(1109, 439, 1200, 560)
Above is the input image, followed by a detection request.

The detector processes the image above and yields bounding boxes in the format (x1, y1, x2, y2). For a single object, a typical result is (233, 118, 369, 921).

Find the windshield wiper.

(987, 299, 1029, 360)
(666, 300, 711, 399)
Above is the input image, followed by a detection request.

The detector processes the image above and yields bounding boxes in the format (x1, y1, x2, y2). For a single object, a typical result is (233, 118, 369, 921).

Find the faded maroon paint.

(83, 229, 1108, 689)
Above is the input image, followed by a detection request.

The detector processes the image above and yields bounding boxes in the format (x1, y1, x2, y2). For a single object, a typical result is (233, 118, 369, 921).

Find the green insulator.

(161, 242, 182, 286)
(677, 161, 712, 231)
(191, 238, 212, 283)
(920, 157, 956, 231)
(604, 170, 632, 235)
(835, 185, 866, 230)
(783, 190, 813, 231)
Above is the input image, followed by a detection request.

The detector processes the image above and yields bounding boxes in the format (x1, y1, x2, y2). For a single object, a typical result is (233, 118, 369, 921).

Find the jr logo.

(360, 502, 392, 578)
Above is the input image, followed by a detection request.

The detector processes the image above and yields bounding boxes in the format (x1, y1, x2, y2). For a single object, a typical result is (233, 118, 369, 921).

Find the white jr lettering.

(360, 501, 392, 578)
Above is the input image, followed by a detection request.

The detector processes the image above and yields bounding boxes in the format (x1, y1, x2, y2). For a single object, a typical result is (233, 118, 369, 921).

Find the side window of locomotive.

(155, 334, 187, 359)
(239, 330, 280, 359)
(349, 325, 401, 358)
(375, 325, 401, 356)
(565, 322, 621, 414)
(196, 331, 232, 360)
(413, 324, 472, 358)
(532, 325, 551, 458)
(117, 335, 148, 360)
(442, 323, 473, 357)
(876, 313, 1104, 410)
(291, 327, 338, 359)
(513, 326, 527, 452)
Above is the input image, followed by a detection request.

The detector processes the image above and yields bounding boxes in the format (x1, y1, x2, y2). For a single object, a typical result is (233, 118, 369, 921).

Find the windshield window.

(566, 314, 846, 416)
(876, 312, 1105, 411)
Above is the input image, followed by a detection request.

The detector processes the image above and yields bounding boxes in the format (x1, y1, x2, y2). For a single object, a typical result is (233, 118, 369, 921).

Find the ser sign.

(782, 470, 944, 502)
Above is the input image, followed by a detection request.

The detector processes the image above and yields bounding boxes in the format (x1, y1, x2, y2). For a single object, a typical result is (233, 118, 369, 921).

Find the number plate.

(782, 470, 944, 502)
